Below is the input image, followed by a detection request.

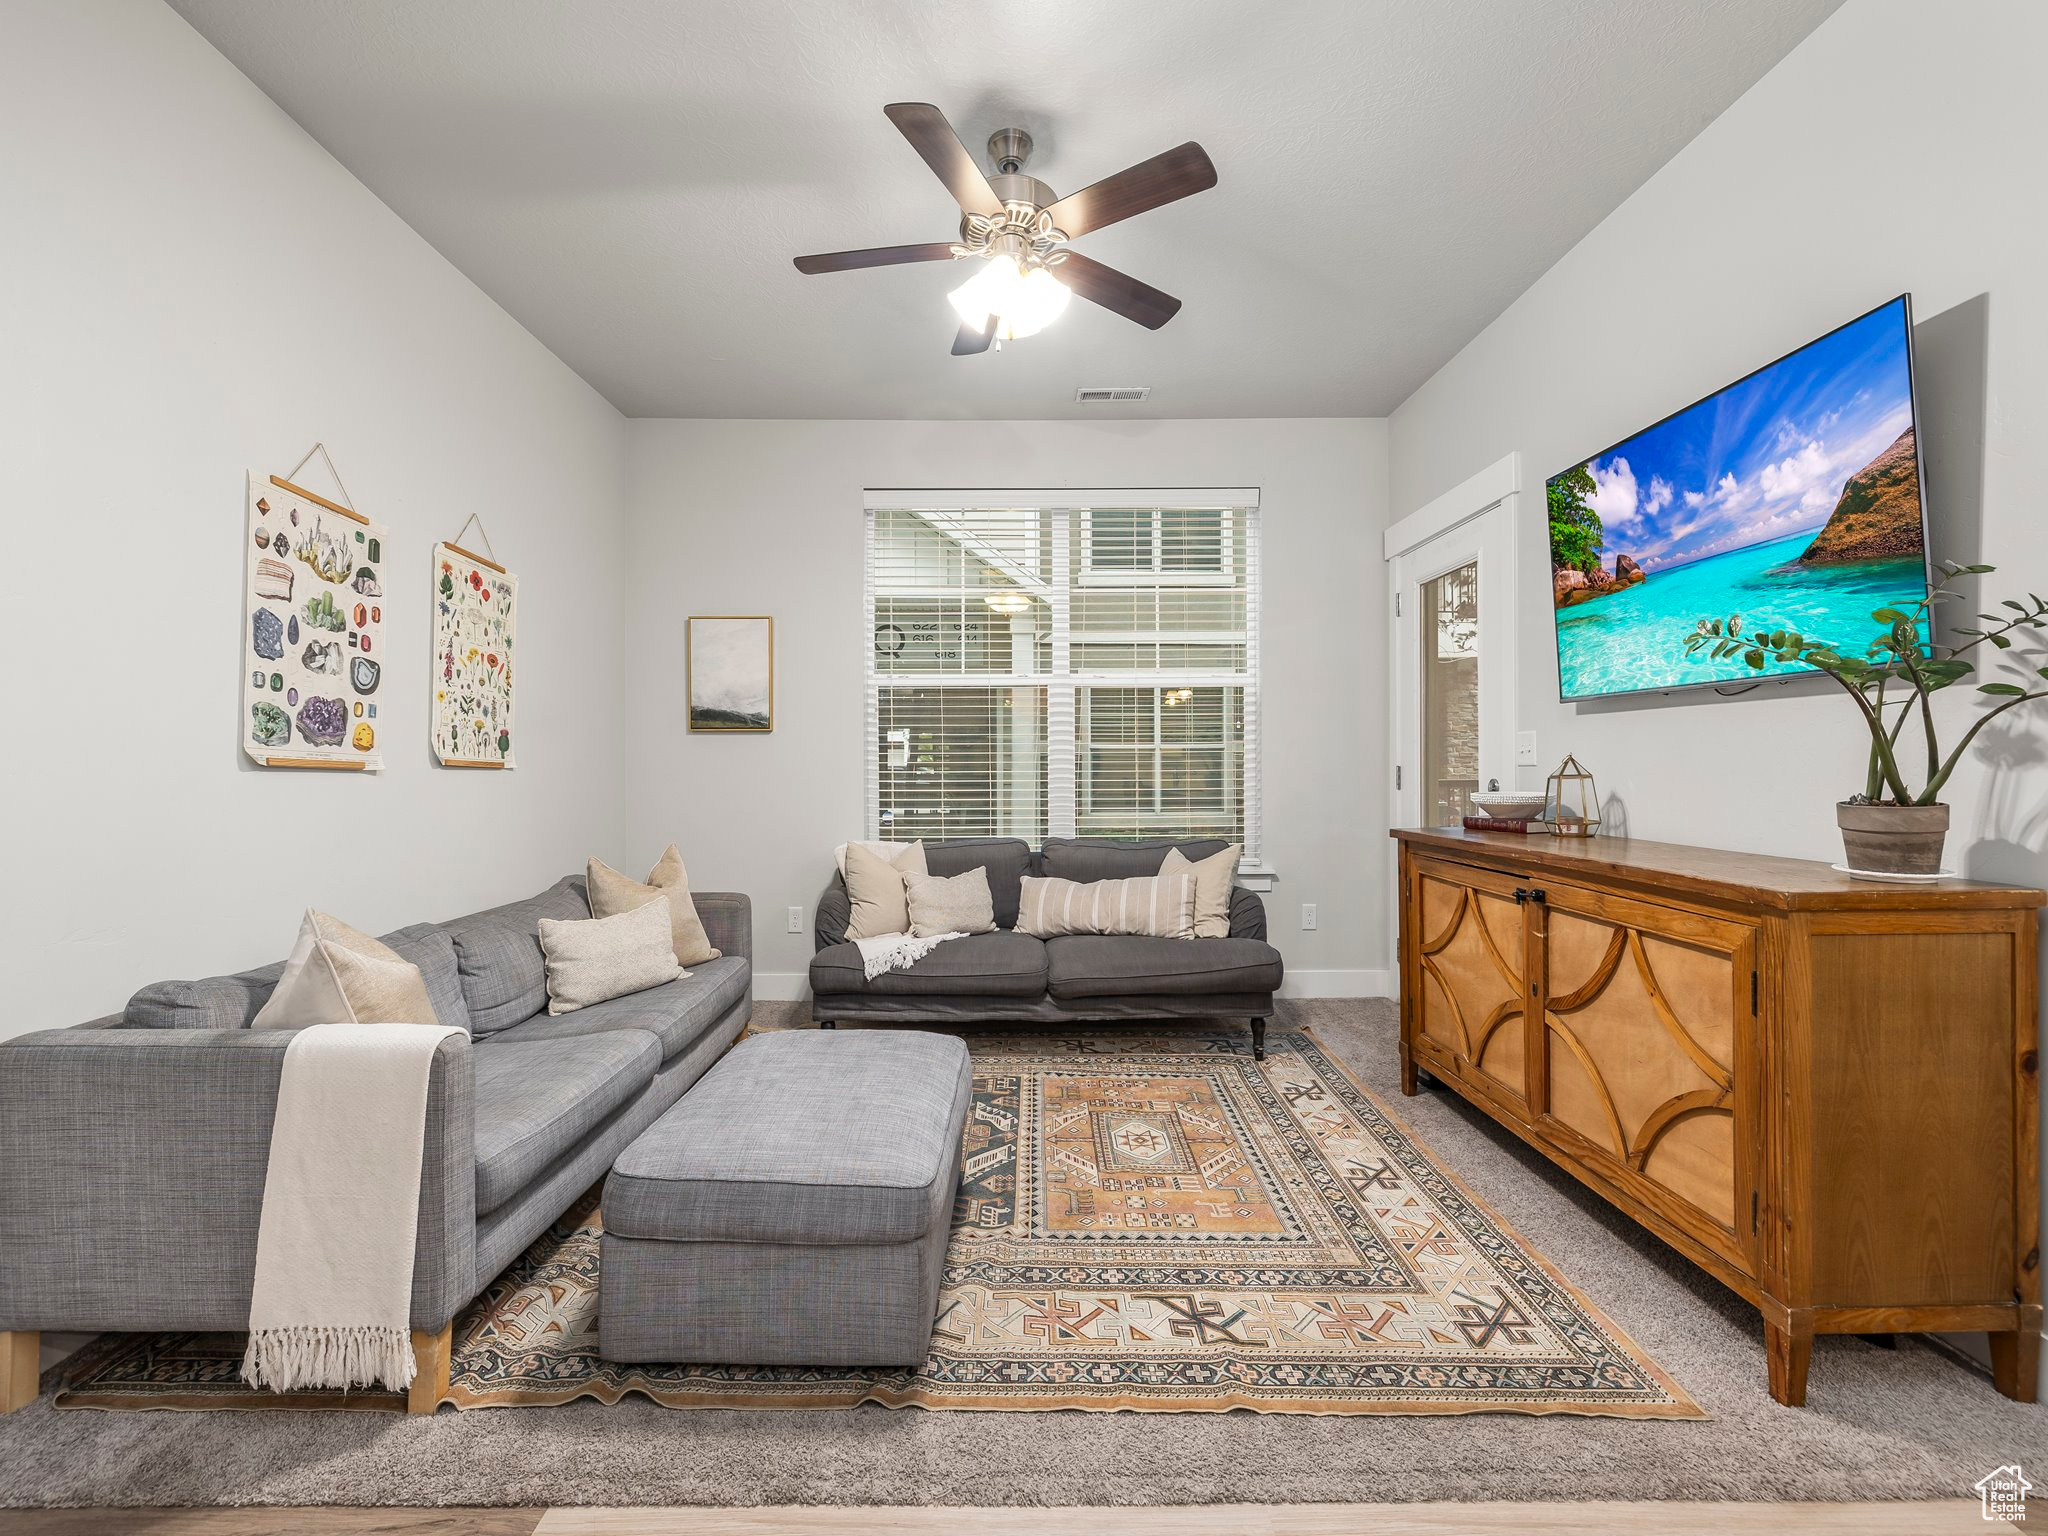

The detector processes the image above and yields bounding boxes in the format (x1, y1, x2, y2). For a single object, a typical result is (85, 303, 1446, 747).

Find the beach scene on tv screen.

(1549, 298, 1927, 701)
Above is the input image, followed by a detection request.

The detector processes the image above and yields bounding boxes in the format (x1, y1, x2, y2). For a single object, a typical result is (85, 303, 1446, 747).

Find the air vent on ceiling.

(1075, 386, 1151, 404)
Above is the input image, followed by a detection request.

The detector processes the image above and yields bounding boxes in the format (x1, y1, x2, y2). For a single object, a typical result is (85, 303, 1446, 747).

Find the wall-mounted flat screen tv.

(1548, 295, 1931, 702)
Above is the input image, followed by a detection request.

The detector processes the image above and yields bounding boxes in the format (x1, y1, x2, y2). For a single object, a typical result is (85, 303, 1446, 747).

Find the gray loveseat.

(0, 875, 751, 1411)
(810, 837, 1283, 1056)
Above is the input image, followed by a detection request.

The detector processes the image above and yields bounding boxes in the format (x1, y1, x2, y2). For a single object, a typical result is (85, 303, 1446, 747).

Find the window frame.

(863, 489, 1263, 866)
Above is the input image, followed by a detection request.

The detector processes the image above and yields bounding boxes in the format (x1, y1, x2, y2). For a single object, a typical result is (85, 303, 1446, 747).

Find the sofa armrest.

(0, 1026, 475, 1333)
(815, 876, 851, 952)
(1228, 887, 1269, 942)
(693, 892, 751, 963)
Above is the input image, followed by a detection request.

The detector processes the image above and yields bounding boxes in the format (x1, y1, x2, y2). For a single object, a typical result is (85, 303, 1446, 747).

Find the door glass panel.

(1421, 560, 1479, 825)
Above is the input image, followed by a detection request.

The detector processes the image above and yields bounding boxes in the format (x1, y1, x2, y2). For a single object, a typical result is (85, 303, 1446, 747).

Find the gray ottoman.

(598, 1028, 971, 1367)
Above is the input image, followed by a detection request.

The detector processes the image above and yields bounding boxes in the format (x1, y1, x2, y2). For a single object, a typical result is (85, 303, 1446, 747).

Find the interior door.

(1389, 506, 1514, 832)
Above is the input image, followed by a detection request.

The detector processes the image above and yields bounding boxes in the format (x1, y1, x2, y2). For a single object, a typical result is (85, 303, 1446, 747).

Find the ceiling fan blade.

(884, 102, 1005, 219)
(793, 243, 957, 275)
(951, 315, 996, 356)
(1043, 142, 1216, 239)
(1051, 252, 1182, 330)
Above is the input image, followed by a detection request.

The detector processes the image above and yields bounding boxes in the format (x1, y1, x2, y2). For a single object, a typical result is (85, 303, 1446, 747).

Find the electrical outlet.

(786, 906, 804, 934)
(1300, 903, 1318, 932)
(1515, 730, 1539, 767)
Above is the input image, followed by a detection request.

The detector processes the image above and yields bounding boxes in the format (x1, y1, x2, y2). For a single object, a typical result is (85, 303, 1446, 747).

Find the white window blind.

(864, 491, 1260, 859)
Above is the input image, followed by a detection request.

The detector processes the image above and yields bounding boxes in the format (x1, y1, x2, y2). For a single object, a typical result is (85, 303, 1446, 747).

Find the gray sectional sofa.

(0, 876, 752, 1363)
(810, 836, 1284, 1056)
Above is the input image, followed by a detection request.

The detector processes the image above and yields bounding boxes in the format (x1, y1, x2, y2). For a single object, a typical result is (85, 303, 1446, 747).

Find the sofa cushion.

(123, 922, 471, 1033)
(443, 876, 591, 1035)
(605, 1030, 971, 1246)
(810, 931, 1049, 998)
(921, 838, 1034, 929)
(470, 1028, 661, 1214)
(1038, 837, 1233, 884)
(1044, 935, 1283, 999)
(491, 956, 751, 1062)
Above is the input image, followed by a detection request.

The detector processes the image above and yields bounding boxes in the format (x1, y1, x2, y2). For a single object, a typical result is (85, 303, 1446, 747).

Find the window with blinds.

(865, 493, 1260, 858)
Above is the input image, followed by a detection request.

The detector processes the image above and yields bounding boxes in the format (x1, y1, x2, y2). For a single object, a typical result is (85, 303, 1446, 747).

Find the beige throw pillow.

(588, 845, 721, 967)
(1161, 843, 1242, 939)
(251, 910, 441, 1030)
(843, 840, 929, 940)
(1016, 874, 1197, 940)
(538, 897, 684, 1015)
(834, 840, 922, 878)
(904, 867, 997, 938)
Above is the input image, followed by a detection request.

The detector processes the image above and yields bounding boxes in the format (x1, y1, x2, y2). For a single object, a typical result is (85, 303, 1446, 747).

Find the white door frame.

(1383, 454, 1522, 956)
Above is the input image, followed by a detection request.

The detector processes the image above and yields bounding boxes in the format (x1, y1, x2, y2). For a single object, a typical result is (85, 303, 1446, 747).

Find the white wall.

(1386, 0, 2047, 1372)
(0, 0, 630, 1037)
(623, 419, 1385, 996)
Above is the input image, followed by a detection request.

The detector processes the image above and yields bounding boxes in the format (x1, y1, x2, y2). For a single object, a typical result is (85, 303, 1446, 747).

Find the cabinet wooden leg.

(1765, 1317, 1811, 1407)
(1990, 1322, 2040, 1404)
(1400, 1045, 1419, 1096)
(408, 1323, 451, 1416)
(1, 1331, 39, 1414)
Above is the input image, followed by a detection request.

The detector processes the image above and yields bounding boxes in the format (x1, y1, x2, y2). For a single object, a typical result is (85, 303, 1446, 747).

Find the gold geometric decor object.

(1541, 752, 1601, 836)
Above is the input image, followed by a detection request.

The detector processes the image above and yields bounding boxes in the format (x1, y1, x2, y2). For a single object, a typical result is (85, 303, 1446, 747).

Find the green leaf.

(1979, 682, 2027, 696)
(1744, 649, 1765, 668)
(1991, 633, 2013, 649)
(2004, 599, 2028, 612)
(1872, 607, 1909, 624)
(1963, 563, 1995, 573)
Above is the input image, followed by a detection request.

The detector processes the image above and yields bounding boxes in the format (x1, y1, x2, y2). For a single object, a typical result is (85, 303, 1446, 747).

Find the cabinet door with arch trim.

(1407, 856, 1534, 1111)
(1534, 881, 1759, 1273)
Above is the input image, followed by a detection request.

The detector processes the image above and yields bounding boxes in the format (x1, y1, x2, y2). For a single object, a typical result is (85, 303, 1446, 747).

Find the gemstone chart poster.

(242, 471, 387, 769)
(432, 542, 517, 767)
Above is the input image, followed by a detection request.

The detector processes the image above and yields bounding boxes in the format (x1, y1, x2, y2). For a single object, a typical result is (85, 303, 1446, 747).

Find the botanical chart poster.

(433, 543, 516, 767)
(243, 472, 387, 769)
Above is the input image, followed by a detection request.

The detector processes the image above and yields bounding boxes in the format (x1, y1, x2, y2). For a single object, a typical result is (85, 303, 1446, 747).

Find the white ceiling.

(169, 0, 1839, 420)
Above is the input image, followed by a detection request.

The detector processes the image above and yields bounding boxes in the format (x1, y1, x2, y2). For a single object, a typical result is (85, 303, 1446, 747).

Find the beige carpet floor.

(1, 999, 2042, 1508)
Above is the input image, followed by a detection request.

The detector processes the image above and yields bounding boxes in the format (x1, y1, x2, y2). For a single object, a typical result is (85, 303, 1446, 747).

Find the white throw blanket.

(854, 930, 963, 980)
(242, 1021, 461, 1393)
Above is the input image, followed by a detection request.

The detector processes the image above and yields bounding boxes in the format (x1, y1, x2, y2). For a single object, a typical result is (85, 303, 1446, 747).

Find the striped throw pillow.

(1016, 873, 1197, 940)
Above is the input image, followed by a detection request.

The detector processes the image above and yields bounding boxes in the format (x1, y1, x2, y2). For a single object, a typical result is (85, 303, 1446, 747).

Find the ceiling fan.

(793, 103, 1217, 355)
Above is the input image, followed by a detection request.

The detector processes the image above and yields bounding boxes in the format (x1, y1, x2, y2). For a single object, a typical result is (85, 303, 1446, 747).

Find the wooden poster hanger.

(269, 442, 367, 527)
(443, 511, 506, 575)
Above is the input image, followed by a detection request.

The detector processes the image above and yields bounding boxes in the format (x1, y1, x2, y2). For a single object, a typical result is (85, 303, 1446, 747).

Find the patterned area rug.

(55, 1029, 1701, 1417)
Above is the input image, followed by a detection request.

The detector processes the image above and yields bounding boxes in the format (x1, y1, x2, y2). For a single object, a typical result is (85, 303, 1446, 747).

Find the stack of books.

(1462, 815, 1538, 834)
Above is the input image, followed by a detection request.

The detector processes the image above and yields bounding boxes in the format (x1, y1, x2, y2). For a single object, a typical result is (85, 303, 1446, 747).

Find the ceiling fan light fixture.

(948, 251, 1071, 342)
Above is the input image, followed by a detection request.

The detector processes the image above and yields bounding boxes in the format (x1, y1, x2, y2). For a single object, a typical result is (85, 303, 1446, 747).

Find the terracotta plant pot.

(1836, 801, 1950, 875)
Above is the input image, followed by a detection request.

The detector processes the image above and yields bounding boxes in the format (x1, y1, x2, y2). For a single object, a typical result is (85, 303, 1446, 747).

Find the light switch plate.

(1516, 730, 1539, 767)
(786, 906, 803, 934)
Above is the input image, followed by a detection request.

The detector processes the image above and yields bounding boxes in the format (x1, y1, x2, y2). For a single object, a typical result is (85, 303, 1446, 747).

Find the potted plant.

(1680, 561, 2048, 874)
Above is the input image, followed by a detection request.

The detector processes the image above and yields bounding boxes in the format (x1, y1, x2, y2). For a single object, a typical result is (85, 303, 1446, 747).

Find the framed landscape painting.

(688, 615, 773, 732)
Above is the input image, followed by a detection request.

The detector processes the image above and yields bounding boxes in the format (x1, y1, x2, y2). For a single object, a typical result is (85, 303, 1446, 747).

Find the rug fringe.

(242, 1325, 416, 1393)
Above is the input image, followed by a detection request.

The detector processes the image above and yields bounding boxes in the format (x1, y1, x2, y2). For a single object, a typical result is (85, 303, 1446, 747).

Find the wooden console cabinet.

(1392, 827, 2041, 1406)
